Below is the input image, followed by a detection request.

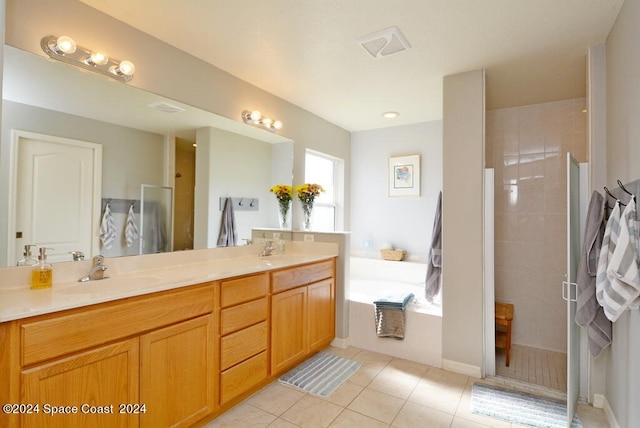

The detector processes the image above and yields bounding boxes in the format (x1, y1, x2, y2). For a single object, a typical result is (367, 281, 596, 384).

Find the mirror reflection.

(0, 45, 294, 268)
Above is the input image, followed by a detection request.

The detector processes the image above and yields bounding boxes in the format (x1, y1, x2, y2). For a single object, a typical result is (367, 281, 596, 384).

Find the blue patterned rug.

(471, 383, 582, 428)
(279, 352, 361, 397)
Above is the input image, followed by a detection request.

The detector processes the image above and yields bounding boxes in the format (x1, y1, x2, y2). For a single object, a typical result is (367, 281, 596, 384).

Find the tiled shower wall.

(486, 98, 587, 352)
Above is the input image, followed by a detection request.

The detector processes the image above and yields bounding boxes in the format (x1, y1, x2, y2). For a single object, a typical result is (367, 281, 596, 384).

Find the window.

(305, 150, 344, 232)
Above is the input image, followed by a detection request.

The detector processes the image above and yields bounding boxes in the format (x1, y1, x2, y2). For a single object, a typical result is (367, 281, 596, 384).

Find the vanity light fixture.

(241, 110, 283, 132)
(41, 35, 136, 83)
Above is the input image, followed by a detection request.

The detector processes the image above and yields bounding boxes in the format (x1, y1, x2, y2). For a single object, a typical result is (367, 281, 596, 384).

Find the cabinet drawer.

(271, 259, 334, 293)
(221, 274, 268, 308)
(220, 321, 267, 370)
(220, 351, 267, 404)
(21, 284, 215, 366)
(221, 297, 268, 335)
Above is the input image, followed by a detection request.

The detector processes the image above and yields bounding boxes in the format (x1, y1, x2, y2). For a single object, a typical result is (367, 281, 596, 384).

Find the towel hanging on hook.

(99, 203, 117, 249)
(125, 203, 139, 247)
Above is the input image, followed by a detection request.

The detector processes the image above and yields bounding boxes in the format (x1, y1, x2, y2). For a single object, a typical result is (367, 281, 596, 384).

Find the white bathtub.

(348, 257, 442, 367)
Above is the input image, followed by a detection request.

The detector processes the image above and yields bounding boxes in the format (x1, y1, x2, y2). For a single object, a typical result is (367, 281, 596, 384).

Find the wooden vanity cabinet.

(140, 314, 215, 428)
(270, 259, 335, 375)
(1, 257, 337, 427)
(21, 338, 139, 428)
(219, 273, 269, 404)
(6, 283, 217, 428)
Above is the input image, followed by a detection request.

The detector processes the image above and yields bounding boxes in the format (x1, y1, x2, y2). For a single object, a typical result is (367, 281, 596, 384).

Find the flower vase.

(302, 202, 313, 231)
(278, 200, 291, 229)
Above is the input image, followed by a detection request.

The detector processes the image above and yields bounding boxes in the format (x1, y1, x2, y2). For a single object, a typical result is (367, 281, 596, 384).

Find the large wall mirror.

(0, 45, 294, 268)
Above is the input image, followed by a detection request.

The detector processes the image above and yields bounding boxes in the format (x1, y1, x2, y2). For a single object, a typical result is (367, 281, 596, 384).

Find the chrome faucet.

(78, 255, 109, 282)
(259, 240, 275, 257)
(69, 251, 85, 261)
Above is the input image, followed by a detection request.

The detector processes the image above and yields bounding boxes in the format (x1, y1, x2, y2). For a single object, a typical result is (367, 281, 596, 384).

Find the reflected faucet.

(69, 251, 85, 261)
(78, 255, 109, 282)
(259, 240, 275, 257)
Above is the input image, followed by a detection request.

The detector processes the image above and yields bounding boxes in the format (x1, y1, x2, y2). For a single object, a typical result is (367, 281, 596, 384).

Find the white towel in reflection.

(125, 204, 139, 247)
(99, 203, 117, 249)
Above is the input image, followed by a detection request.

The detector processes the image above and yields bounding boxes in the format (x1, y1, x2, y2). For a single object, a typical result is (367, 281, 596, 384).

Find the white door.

(564, 153, 580, 426)
(12, 132, 102, 264)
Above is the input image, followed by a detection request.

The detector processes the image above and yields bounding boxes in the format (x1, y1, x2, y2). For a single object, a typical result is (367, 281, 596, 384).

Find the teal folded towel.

(373, 292, 414, 309)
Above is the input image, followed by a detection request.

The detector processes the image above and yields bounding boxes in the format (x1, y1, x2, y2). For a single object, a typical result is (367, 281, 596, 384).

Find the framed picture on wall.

(389, 155, 420, 196)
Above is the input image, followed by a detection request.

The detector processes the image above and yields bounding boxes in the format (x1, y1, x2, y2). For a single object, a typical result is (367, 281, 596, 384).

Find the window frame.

(304, 149, 344, 232)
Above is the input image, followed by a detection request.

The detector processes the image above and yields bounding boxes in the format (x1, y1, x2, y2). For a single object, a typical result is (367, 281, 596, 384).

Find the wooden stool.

(495, 302, 514, 366)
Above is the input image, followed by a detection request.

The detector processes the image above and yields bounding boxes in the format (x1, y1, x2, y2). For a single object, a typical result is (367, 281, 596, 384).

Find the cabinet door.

(140, 315, 216, 428)
(307, 279, 335, 352)
(21, 338, 139, 428)
(271, 287, 307, 374)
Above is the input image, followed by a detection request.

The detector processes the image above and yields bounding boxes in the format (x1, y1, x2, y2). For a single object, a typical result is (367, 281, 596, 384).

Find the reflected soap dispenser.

(31, 247, 53, 289)
(17, 244, 38, 267)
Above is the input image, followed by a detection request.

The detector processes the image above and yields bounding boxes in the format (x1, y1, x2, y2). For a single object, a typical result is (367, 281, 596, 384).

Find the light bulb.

(273, 120, 283, 130)
(87, 51, 109, 66)
(262, 118, 273, 127)
(115, 60, 135, 76)
(55, 36, 77, 54)
(250, 110, 262, 122)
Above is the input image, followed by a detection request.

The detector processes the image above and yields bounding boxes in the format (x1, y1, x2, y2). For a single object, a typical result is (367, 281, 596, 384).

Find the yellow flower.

(270, 184, 292, 202)
(295, 183, 324, 205)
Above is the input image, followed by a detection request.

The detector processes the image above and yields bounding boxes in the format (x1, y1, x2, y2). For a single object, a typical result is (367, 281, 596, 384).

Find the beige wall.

(442, 69, 485, 375)
(486, 99, 587, 353)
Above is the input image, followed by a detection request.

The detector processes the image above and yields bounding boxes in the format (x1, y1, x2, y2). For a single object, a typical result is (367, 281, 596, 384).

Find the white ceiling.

(79, 0, 624, 132)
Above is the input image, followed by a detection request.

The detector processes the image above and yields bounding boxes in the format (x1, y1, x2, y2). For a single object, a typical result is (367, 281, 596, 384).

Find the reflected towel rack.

(102, 198, 141, 214)
(219, 197, 259, 211)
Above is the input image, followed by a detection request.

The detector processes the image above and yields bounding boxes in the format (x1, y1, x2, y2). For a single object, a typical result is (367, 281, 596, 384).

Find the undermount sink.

(57, 276, 163, 295)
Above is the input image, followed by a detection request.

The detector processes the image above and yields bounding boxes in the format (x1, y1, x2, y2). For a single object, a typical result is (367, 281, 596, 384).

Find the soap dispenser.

(17, 244, 38, 266)
(31, 247, 53, 289)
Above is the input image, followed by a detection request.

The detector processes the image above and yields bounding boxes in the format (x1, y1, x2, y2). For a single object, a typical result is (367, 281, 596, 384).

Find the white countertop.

(0, 242, 338, 323)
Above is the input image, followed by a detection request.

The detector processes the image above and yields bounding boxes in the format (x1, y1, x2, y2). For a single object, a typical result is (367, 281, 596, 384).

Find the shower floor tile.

(496, 343, 567, 392)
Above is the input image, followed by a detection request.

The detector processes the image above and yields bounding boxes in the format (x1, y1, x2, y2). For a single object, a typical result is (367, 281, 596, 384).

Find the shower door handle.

(562, 281, 578, 302)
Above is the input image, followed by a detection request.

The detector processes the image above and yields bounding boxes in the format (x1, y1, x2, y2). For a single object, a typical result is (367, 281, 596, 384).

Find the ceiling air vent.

(147, 101, 186, 113)
(357, 26, 412, 59)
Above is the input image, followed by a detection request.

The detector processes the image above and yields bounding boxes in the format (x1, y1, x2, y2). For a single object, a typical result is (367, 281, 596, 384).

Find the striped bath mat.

(279, 352, 361, 397)
(471, 383, 582, 427)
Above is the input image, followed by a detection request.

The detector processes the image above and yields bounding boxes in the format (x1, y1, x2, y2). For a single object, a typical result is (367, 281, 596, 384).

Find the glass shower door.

(564, 154, 580, 426)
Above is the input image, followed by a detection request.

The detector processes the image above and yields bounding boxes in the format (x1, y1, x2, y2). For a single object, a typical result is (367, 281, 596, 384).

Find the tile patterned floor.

(204, 346, 609, 427)
(496, 344, 568, 392)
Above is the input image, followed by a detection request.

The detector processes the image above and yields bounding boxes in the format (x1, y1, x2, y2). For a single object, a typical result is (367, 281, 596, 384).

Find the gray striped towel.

(125, 204, 139, 248)
(602, 197, 640, 321)
(99, 203, 117, 249)
(596, 201, 621, 308)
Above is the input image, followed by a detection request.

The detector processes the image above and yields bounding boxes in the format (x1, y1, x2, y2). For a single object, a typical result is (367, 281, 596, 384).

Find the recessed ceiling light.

(382, 111, 399, 119)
